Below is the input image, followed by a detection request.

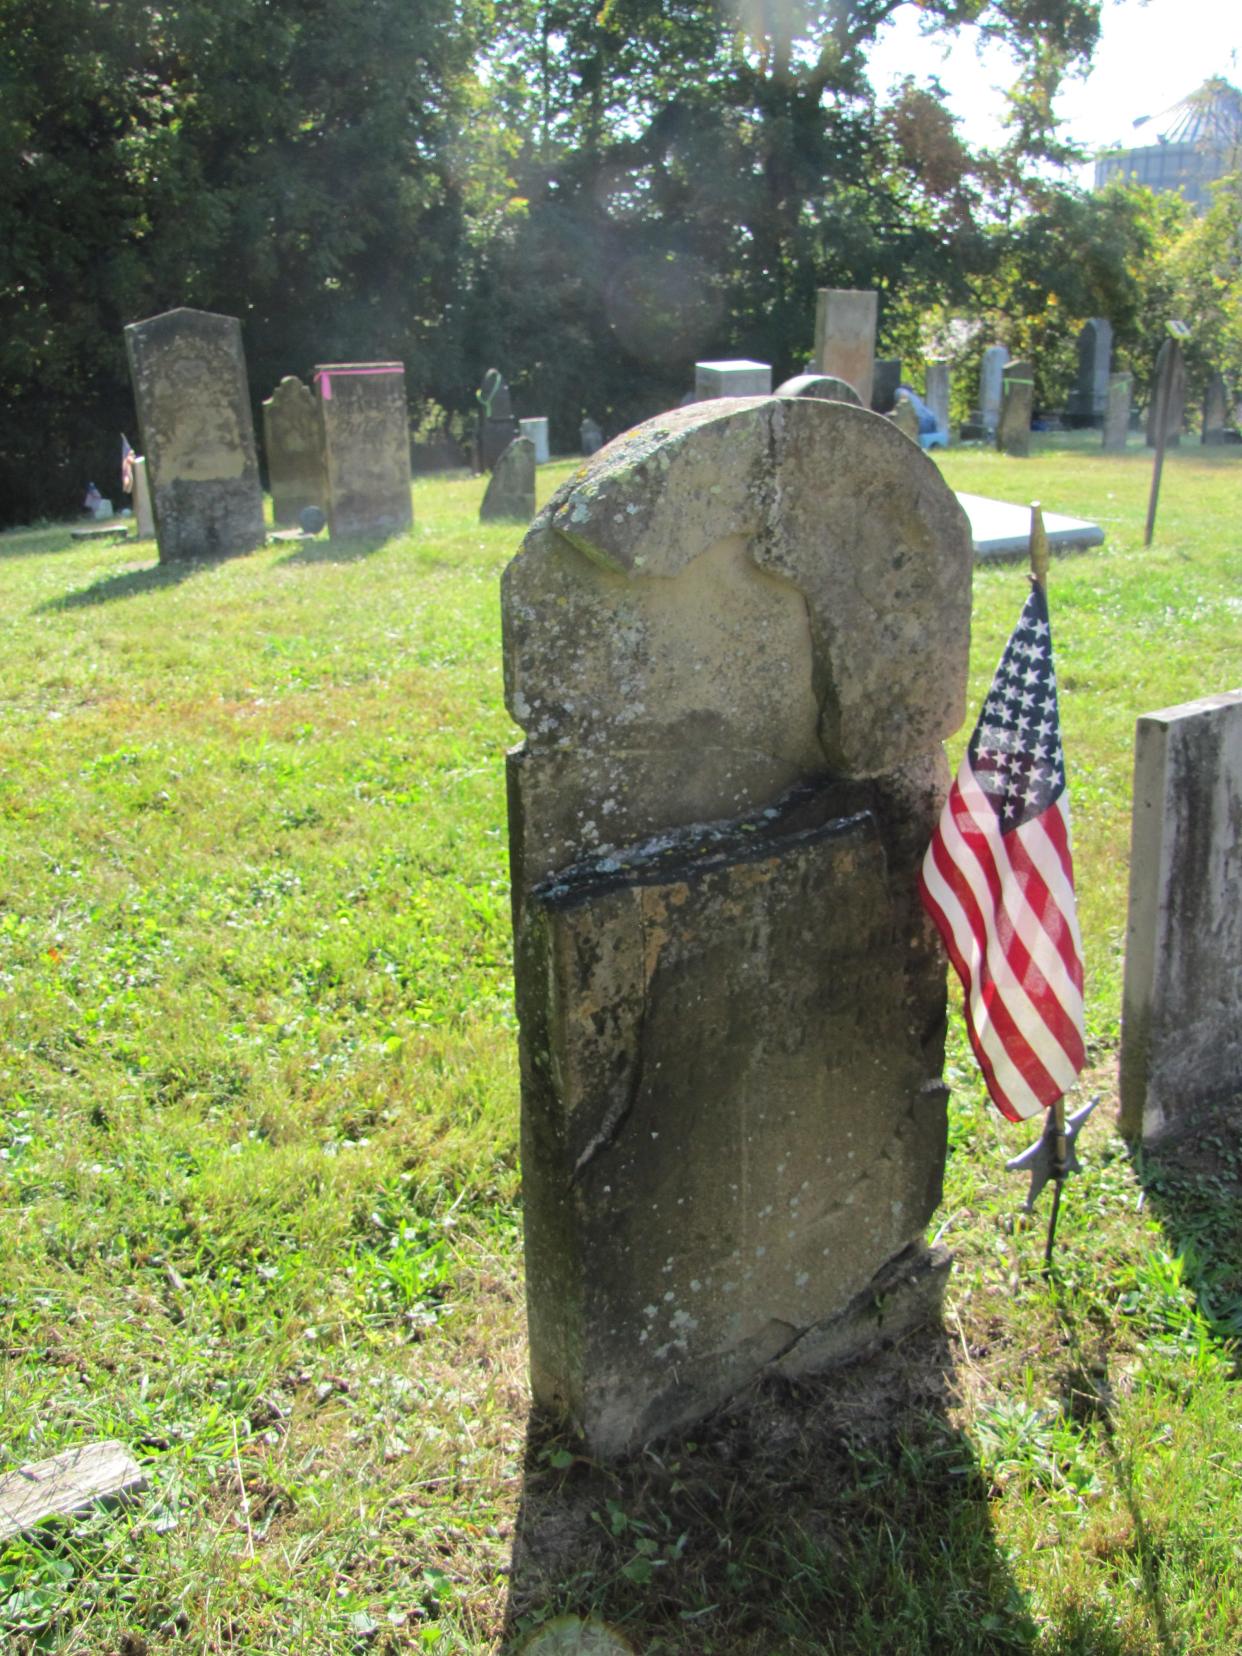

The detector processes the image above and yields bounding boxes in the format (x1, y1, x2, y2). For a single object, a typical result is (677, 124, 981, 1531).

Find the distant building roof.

(1094, 78, 1242, 211)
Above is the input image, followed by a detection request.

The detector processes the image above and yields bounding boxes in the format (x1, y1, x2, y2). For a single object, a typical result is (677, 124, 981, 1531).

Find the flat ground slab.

(957, 492, 1104, 560)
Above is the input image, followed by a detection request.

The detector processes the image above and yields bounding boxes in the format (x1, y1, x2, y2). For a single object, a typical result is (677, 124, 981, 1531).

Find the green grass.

(0, 438, 1239, 1653)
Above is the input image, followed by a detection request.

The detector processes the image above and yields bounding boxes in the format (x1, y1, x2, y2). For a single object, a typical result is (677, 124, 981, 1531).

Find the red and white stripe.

(919, 761, 1085, 1122)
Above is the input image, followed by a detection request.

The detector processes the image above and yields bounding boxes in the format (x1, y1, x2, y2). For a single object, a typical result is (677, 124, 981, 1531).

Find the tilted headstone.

(979, 345, 1009, 438)
(479, 369, 521, 470)
(313, 362, 412, 539)
(1103, 372, 1132, 451)
(480, 436, 536, 522)
(580, 417, 604, 456)
(1068, 319, 1113, 424)
(262, 376, 327, 528)
(694, 360, 773, 399)
(996, 360, 1035, 457)
(520, 417, 551, 464)
(891, 394, 921, 442)
(132, 458, 155, 540)
(1119, 691, 1242, 1145)
(123, 308, 265, 563)
(814, 289, 878, 409)
(503, 395, 972, 1454)
(872, 357, 902, 414)
(925, 361, 950, 442)
(775, 373, 862, 406)
(1146, 339, 1186, 448)
(1202, 370, 1228, 445)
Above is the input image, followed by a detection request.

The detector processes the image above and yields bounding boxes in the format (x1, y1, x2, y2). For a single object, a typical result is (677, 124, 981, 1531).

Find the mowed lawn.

(0, 436, 1240, 1654)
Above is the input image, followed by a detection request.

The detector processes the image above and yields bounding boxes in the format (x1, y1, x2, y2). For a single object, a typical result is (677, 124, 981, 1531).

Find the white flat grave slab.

(0, 1441, 146, 1540)
(957, 492, 1104, 561)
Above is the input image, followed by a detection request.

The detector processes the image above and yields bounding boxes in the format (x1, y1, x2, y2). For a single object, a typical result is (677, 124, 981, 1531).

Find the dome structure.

(1094, 78, 1242, 211)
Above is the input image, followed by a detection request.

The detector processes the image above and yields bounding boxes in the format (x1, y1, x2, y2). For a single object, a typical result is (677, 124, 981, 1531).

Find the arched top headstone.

(775, 372, 863, 405)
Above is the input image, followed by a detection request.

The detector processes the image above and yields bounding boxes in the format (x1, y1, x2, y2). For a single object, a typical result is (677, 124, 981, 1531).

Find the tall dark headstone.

(871, 357, 902, 413)
(480, 436, 536, 522)
(1202, 370, 1228, 445)
(1146, 339, 1186, 448)
(314, 362, 413, 539)
(124, 308, 265, 563)
(1068, 318, 1113, 425)
(262, 376, 327, 527)
(479, 369, 521, 471)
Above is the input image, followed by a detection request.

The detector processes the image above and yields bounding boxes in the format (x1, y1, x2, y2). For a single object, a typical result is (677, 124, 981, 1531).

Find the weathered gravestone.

(480, 436, 536, 522)
(580, 417, 604, 456)
(1103, 372, 1132, 452)
(872, 357, 902, 414)
(132, 457, 155, 539)
(262, 376, 327, 528)
(979, 345, 1009, 438)
(925, 361, 950, 444)
(314, 362, 413, 539)
(1146, 339, 1186, 448)
(520, 417, 551, 464)
(891, 394, 921, 442)
(774, 372, 862, 406)
(479, 369, 522, 470)
(503, 395, 972, 1455)
(124, 308, 265, 562)
(997, 360, 1035, 457)
(1202, 370, 1229, 445)
(814, 289, 878, 409)
(1068, 318, 1113, 425)
(695, 360, 772, 399)
(1119, 691, 1242, 1145)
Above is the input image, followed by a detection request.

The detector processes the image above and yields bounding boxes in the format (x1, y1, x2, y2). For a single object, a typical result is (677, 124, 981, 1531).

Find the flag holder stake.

(1027, 503, 1069, 1275)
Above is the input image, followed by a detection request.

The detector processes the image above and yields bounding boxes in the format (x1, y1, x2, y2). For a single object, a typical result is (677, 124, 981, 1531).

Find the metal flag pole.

(1026, 504, 1069, 1272)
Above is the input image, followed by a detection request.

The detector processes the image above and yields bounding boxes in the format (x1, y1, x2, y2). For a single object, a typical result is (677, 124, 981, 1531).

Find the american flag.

(919, 581, 1086, 1122)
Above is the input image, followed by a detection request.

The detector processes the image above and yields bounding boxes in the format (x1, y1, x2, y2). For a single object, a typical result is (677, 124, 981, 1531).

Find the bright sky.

(869, 0, 1242, 168)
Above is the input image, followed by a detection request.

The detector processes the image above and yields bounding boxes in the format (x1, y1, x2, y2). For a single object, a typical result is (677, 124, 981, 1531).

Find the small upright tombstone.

(997, 360, 1035, 457)
(503, 395, 972, 1455)
(480, 436, 536, 522)
(124, 307, 265, 562)
(891, 394, 921, 442)
(520, 418, 551, 464)
(694, 360, 772, 399)
(871, 357, 902, 414)
(925, 361, 950, 443)
(132, 458, 155, 539)
(314, 362, 413, 539)
(580, 417, 604, 456)
(1068, 319, 1113, 425)
(814, 289, 878, 409)
(479, 370, 522, 471)
(1119, 691, 1242, 1145)
(1103, 373, 1132, 452)
(262, 376, 327, 527)
(1146, 339, 1186, 448)
(1202, 371, 1229, 445)
(774, 373, 862, 406)
(979, 345, 1009, 438)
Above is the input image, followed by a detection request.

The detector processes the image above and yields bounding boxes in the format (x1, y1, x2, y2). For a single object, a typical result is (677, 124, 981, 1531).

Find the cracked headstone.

(263, 376, 327, 527)
(124, 307, 265, 563)
(314, 362, 413, 539)
(503, 395, 972, 1455)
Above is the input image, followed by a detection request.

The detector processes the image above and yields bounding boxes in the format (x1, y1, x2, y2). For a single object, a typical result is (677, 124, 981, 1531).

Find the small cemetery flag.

(919, 581, 1086, 1121)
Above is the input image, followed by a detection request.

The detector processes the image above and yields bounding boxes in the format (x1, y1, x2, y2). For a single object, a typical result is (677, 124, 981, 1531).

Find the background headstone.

(580, 417, 604, 456)
(924, 361, 950, 443)
(262, 375, 327, 527)
(891, 394, 920, 441)
(694, 360, 772, 399)
(871, 357, 902, 413)
(1146, 339, 1186, 448)
(314, 362, 413, 539)
(1119, 690, 1242, 1144)
(503, 395, 972, 1454)
(979, 345, 1009, 438)
(479, 369, 521, 471)
(1202, 370, 1228, 445)
(774, 373, 862, 406)
(480, 436, 536, 522)
(1103, 373, 1132, 451)
(519, 417, 551, 464)
(1068, 318, 1113, 425)
(813, 289, 878, 409)
(132, 457, 154, 539)
(996, 360, 1035, 457)
(124, 307, 265, 563)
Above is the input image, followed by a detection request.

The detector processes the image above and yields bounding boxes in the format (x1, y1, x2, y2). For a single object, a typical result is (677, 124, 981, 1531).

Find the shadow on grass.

(36, 554, 208, 611)
(275, 531, 394, 566)
(503, 1327, 1126, 1656)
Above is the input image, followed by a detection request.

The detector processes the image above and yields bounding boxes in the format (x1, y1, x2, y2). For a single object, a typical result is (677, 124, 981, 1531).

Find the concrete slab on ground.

(956, 492, 1104, 561)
